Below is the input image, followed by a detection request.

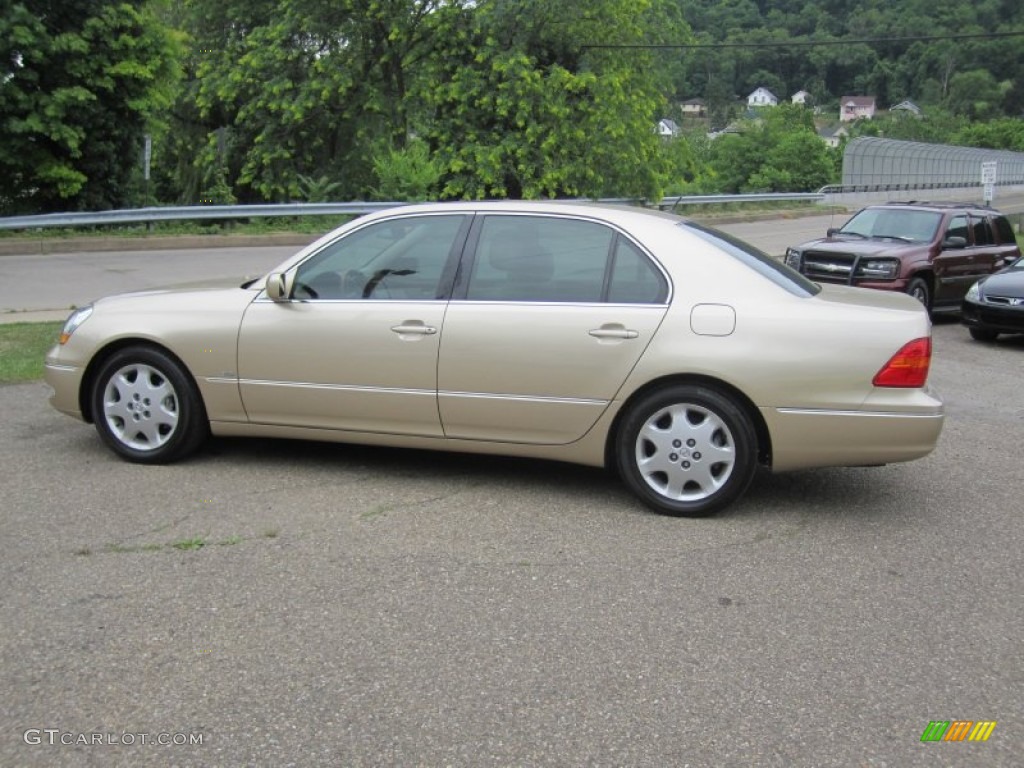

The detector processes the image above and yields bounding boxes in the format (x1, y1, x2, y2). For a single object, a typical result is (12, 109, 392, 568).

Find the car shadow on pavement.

(204, 434, 639, 506)
(201, 436, 905, 521)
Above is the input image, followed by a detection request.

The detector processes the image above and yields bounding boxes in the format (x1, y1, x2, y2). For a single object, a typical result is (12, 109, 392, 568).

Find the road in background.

(0, 216, 837, 321)
(3, 191, 1023, 322)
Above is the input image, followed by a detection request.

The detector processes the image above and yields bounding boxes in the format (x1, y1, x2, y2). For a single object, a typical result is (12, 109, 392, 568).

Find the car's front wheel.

(91, 346, 208, 463)
(616, 385, 757, 517)
(907, 276, 931, 309)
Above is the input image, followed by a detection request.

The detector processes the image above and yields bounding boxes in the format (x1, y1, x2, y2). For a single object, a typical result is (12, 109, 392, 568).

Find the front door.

(237, 213, 469, 436)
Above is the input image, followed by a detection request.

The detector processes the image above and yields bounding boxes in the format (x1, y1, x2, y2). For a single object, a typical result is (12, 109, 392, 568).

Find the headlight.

(965, 282, 981, 302)
(58, 305, 93, 345)
(857, 259, 899, 279)
(784, 249, 801, 268)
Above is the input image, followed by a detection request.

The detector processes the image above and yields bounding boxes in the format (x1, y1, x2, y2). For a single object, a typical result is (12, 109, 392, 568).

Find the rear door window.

(462, 215, 666, 303)
(992, 216, 1016, 245)
(970, 215, 994, 246)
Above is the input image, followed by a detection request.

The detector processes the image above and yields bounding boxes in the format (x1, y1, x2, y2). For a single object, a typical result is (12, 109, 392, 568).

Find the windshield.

(839, 208, 942, 243)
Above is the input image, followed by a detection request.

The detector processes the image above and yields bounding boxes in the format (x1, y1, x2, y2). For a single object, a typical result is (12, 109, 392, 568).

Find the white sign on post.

(980, 161, 997, 203)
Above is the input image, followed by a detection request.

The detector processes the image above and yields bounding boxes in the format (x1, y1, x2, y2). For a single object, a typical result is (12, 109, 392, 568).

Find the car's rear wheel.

(616, 385, 757, 517)
(969, 327, 999, 342)
(907, 276, 931, 309)
(91, 346, 208, 463)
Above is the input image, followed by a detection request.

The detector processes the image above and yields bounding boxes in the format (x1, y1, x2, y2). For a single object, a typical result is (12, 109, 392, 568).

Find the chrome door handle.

(589, 328, 639, 339)
(391, 323, 437, 335)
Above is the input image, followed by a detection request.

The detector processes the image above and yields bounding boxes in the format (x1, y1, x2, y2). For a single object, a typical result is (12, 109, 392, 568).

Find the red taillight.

(872, 337, 932, 388)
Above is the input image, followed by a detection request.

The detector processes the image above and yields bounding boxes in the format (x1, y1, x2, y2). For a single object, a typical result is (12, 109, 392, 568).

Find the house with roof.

(680, 98, 706, 117)
(792, 90, 811, 105)
(840, 95, 876, 122)
(818, 124, 849, 148)
(656, 118, 680, 138)
(889, 100, 922, 117)
(747, 87, 778, 108)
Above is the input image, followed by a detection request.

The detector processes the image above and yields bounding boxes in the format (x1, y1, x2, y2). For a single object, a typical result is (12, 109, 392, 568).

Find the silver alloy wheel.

(101, 363, 180, 451)
(634, 403, 736, 502)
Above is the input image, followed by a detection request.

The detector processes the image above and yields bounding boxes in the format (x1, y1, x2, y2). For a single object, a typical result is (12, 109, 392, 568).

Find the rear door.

(437, 213, 670, 444)
(990, 215, 1022, 269)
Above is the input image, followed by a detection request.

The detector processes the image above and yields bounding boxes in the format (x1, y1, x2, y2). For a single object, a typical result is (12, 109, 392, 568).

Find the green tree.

(180, 0, 467, 203)
(946, 69, 1004, 120)
(0, 0, 183, 213)
(422, 0, 692, 200)
(953, 118, 1024, 152)
(707, 103, 837, 192)
(371, 139, 442, 201)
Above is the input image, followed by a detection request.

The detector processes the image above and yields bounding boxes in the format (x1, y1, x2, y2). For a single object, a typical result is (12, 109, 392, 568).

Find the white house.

(656, 119, 680, 138)
(840, 95, 876, 122)
(747, 87, 778, 107)
(792, 90, 811, 105)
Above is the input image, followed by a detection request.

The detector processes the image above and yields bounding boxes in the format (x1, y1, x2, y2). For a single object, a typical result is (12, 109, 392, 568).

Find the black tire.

(615, 385, 757, 517)
(91, 346, 208, 463)
(969, 327, 999, 342)
(907, 276, 931, 309)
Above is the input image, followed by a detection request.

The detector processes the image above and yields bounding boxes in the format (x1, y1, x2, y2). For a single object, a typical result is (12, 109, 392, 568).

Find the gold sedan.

(45, 202, 944, 516)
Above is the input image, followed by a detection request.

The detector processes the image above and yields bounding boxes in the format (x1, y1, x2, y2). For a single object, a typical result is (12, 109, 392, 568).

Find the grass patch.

(171, 536, 207, 551)
(0, 321, 61, 383)
(88, 534, 249, 555)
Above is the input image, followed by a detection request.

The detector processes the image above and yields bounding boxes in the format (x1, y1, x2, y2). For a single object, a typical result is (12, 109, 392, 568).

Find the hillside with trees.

(1, 0, 1022, 213)
(673, 0, 1024, 126)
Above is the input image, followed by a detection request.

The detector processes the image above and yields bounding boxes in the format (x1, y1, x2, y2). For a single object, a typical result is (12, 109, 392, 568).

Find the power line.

(581, 31, 1024, 50)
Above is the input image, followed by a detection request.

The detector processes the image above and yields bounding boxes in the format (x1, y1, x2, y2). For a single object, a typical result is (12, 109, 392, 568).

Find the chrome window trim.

(457, 211, 673, 305)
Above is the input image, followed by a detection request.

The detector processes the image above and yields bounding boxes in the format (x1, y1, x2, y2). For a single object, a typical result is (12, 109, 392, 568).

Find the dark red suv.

(784, 202, 1021, 312)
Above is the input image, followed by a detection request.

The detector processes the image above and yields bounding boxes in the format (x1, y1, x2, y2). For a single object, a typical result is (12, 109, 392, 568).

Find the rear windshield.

(677, 221, 821, 297)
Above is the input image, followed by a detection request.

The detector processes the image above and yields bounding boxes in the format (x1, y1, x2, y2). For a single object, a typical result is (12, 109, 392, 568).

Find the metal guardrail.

(0, 193, 826, 231)
(656, 192, 823, 209)
(819, 182, 998, 194)
(0, 202, 404, 231)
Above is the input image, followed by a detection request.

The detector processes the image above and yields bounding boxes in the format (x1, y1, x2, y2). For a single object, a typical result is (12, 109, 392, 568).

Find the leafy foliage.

(0, 0, 184, 213)
(370, 141, 441, 202)
(2, 0, 1023, 213)
(708, 105, 838, 193)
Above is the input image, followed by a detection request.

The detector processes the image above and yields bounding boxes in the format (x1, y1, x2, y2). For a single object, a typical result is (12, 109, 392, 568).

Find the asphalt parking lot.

(1, 316, 1021, 767)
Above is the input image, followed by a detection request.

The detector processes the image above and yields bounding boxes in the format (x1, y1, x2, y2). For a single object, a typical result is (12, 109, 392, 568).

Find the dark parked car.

(962, 256, 1024, 341)
(784, 202, 1021, 312)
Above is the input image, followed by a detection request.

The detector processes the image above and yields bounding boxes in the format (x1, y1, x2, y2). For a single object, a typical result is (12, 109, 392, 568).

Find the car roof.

(868, 201, 1004, 215)
(357, 200, 687, 229)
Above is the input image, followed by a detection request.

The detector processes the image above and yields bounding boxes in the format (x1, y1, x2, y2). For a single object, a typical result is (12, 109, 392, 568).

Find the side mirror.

(265, 272, 291, 301)
(826, 227, 839, 237)
(943, 236, 967, 249)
